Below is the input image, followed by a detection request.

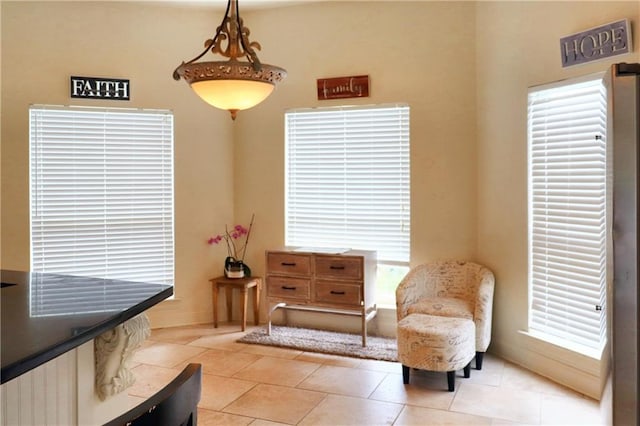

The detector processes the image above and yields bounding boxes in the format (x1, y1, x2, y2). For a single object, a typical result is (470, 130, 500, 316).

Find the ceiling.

(158, 0, 320, 10)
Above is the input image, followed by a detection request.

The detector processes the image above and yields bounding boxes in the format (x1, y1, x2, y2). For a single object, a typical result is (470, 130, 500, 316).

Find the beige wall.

(232, 1, 479, 333)
(0, 1, 237, 325)
(476, 1, 639, 398)
(1, 1, 478, 327)
(2, 0, 639, 398)
(233, 1, 479, 275)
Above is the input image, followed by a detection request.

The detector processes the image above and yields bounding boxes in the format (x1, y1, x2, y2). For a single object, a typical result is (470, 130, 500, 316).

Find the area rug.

(237, 325, 398, 362)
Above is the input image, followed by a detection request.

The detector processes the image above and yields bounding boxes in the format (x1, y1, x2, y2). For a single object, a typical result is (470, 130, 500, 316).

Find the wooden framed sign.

(70, 76, 130, 100)
(317, 75, 369, 100)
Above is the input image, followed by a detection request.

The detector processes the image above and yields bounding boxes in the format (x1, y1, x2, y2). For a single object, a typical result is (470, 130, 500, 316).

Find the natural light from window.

(527, 75, 607, 357)
(29, 106, 175, 286)
(284, 104, 410, 307)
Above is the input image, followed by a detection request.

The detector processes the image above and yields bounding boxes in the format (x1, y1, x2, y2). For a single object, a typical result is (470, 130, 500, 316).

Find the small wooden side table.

(209, 276, 262, 331)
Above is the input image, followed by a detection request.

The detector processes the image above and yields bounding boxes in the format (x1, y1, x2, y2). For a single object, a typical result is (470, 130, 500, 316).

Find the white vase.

(225, 262, 245, 279)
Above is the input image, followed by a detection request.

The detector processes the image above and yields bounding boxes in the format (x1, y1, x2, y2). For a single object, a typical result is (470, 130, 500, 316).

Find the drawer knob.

(281, 262, 297, 267)
(330, 290, 346, 295)
(282, 286, 297, 290)
(329, 265, 345, 270)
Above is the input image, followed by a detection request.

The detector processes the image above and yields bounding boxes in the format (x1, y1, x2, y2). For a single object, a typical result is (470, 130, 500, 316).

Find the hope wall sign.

(560, 19, 632, 68)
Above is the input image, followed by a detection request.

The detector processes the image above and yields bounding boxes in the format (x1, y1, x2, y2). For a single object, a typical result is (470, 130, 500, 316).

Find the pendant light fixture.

(173, 0, 287, 120)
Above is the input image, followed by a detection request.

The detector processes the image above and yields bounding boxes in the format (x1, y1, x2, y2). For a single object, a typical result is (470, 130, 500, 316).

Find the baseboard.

(491, 335, 605, 400)
(146, 302, 213, 329)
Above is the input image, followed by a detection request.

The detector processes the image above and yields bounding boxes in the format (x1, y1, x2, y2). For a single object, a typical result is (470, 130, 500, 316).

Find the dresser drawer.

(267, 252, 312, 276)
(267, 276, 311, 300)
(315, 280, 362, 306)
(315, 255, 363, 280)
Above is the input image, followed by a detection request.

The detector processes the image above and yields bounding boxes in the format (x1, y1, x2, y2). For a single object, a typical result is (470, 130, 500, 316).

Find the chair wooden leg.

(463, 362, 471, 378)
(402, 365, 410, 384)
(475, 352, 484, 370)
(446, 371, 455, 392)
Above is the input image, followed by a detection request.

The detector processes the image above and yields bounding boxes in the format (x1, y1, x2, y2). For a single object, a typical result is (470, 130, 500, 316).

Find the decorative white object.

(94, 314, 151, 401)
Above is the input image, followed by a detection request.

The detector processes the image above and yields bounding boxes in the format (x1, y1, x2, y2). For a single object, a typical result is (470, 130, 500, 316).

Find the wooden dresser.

(265, 248, 377, 346)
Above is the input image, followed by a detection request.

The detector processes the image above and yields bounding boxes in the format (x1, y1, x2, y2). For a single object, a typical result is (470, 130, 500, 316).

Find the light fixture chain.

(171, 0, 231, 79)
(235, 1, 261, 71)
(206, 0, 261, 66)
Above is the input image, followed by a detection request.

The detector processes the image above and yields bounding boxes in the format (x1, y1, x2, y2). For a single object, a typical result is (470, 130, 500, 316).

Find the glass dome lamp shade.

(173, 0, 286, 120)
(191, 76, 274, 112)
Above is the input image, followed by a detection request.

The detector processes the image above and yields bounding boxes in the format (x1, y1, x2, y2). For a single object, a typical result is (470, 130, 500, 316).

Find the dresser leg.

(361, 308, 367, 347)
(267, 302, 286, 335)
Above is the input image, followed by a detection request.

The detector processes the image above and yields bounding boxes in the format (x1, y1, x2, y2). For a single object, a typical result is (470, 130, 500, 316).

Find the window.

(30, 106, 174, 286)
(527, 76, 607, 355)
(285, 104, 410, 306)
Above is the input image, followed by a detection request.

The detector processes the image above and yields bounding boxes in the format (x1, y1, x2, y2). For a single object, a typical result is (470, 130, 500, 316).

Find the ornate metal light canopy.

(173, 0, 287, 120)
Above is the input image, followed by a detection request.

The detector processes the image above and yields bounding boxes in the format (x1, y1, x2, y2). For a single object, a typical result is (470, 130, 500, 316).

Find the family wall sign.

(317, 75, 369, 100)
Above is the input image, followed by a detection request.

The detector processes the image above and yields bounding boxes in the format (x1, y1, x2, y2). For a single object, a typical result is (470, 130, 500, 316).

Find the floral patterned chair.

(396, 260, 495, 370)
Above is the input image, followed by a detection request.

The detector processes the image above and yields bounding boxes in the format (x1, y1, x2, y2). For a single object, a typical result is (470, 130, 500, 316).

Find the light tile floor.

(129, 323, 605, 425)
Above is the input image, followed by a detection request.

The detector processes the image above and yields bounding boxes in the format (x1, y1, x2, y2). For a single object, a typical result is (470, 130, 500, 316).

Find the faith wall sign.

(70, 76, 130, 100)
(560, 19, 632, 67)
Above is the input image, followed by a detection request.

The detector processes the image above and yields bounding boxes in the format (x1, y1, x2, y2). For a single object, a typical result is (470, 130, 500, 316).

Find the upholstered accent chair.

(396, 260, 495, 369)
(397, 313, 475, 391)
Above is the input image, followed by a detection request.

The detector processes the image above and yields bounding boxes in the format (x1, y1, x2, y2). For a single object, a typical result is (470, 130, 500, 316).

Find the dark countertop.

(1, 269, 173, 384)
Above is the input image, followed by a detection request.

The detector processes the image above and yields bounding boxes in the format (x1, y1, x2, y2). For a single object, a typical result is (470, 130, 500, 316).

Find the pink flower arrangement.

(208, 214, 254, 262)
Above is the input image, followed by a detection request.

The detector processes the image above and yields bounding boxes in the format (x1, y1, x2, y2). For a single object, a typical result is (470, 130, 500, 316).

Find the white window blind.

(285, 104, 410, 263)
(29, 273, 169, 317)
(527, 77, 607, 352)
(30, 106, 174, 285)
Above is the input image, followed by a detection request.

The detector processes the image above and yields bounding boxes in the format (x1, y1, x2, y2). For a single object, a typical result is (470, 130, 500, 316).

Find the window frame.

(526, 73, 608, 357)
(29, 105, 175, 286)
(284, 104, 410, 304)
